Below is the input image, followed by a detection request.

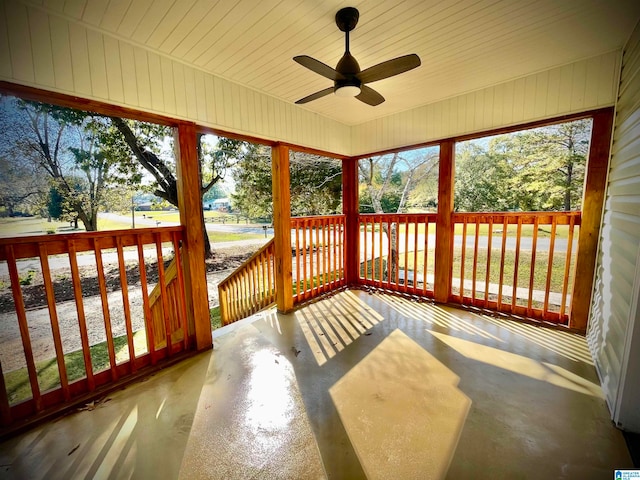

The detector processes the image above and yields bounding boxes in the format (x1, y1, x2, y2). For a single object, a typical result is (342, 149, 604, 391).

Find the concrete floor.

(0, 290, 633, 479)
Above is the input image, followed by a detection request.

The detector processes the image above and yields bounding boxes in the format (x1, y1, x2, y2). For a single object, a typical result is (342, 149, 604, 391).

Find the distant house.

(212, 198, 231, 211)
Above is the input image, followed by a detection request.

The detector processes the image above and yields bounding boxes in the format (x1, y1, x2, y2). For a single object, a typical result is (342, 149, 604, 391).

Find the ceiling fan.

(294, 7, 421, 106)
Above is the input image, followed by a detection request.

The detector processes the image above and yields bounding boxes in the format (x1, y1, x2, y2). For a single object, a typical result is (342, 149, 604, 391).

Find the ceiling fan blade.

(293, 55, 345, 81)
(356, 85, 385, 106)
(357, 54, 421, 84)
(295, 87, 335, 104)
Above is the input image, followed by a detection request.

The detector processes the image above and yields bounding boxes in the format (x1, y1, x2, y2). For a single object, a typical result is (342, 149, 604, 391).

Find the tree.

(0, 98, 140, 231)
(454, 142, 513, 212)
(0, 155, 47, 216)
(231, 147, 343, 219)
(358, 148, 439, 280)
(108, 120, 246, 256)
(454, 119, 591, 212)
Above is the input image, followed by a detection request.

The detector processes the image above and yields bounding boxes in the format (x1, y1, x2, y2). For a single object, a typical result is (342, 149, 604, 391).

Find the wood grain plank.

(136, 240, 158, 365)
(67, 240, 95, 390)
(39, 244, 70, 398)
(93, 238, 117, 381)
(116, 237, 136, 372)
(5, 245, 41, 410)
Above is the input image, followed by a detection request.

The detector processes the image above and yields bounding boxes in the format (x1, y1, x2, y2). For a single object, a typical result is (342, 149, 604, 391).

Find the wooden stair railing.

(148, 246, 189, 352)
(218, 239, 276, 325)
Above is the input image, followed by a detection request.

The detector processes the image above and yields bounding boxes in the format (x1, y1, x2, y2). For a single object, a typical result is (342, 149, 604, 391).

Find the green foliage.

(19, 270, 36, 286)
(231, 146, 342, 219)
(358, 147, 439, 214)
(47, 186, 64, 219)
(455, 119, 591, 212)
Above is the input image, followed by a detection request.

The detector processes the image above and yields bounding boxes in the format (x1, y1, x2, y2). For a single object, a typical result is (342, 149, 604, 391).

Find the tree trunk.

(564, 161, 573, 210)
(202, 213, 212, 258)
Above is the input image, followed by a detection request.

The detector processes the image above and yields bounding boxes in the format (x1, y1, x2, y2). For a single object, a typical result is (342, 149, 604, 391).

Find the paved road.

(1, 213, 574, 276)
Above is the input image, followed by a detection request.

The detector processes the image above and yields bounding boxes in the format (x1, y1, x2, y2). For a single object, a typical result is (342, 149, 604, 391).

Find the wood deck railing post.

(343, 157, 360, 285)
(435, 140, 455, 303)
(272, 143, 294, 313)
(570, 108, 615, 331)
(175, 122, 211, 350)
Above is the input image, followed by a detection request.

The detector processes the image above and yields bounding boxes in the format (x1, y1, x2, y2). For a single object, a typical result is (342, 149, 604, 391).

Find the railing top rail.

(0, 226, 184, 261)
(452, 211, 581, 225)
(218, 238, 275, 289)
(291, 214, 346, 222)
(359, 212, 438, 219)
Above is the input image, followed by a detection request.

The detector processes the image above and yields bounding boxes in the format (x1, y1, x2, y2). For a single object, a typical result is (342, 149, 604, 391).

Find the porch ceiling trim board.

(0, 1, 628, 157)
(0, 1, 351, 155)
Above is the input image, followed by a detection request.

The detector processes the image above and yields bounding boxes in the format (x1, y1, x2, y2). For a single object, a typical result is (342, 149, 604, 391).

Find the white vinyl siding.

(588, 21, 640, 431)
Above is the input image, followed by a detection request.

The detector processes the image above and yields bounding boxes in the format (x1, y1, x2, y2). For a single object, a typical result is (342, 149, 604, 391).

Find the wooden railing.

(0, 227, 189, 428)
(218, 239, 276, 325)
(450, 211, 580, 323)
(291, 215, 346, 304)
(358, 213, 437, 296)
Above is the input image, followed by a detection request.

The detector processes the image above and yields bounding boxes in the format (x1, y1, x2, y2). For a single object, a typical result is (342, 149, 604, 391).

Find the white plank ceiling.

(19, 0, 640, 125)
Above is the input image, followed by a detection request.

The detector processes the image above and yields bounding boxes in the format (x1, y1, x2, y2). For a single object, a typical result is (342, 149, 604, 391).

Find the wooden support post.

(175, 122, 212, 350)
(343, 157, 359, 285)
(272, 143, 294, 313)
(570, 108, 615, 331)
(435, 140, 455, 303)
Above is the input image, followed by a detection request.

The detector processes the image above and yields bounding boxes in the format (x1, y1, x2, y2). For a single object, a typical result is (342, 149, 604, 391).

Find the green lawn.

(360, 222, 578, 239)
(360, 245, 575, 297)
(0, 217, 73, 237)
(4, 330, 148, 405)
(4, 305, 223, 405)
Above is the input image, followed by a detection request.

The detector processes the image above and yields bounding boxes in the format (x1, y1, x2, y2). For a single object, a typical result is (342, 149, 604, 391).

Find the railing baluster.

(527, 217, 540, 315)
(136, 239, 155, 364)
(511, 218, 523, 311)
(423, 217, 430, 295)
(303, 221, 308, 297)
(472, 217, 480, 302)
(403, 217, 409, 290)
(413, 218, 418, 292)
(484, 217, 493, 306)
(322, 222, 328, 290)
(93, 239, 117, 380)
(460, 217, 467, 300)
(116, 237, 136, 372)
(332, 220, 337, 285)
(67, 240, 95, 390)
(155, 233, 172, 356)
(38, 244, 70, 399)
(544, 218, 557, 316)
(171, 232, 189, 350)
(295, 222, 301, 302)
(315, 221, 321, 294)
(5, 245, 41, 409)
(498, 216, 508, 308)
(560, 216, 576, 321)
(378, 217, 383, 286)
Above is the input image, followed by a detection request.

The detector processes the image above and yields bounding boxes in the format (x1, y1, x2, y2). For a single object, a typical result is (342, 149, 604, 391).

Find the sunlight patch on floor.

(330, 329, 471, 480)
(378, 295, 505, 342)
(429, 331, 603, 398)
(297, 291, 384, 366)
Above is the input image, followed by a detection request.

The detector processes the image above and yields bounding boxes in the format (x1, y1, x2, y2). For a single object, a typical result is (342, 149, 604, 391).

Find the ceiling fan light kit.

(294, 7, 421, 106)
